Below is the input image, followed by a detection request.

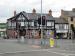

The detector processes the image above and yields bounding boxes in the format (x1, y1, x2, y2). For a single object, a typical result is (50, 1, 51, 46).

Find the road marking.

(0, 49, 48, 55)
(47, 49, 75, 52)
(0, 49, 74, 56)
(47, 50, 75, 56)
(47, 50, 68, 56)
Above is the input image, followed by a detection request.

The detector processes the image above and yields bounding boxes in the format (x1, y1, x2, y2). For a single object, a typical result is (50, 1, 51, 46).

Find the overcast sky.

(0, 0, 75, 23)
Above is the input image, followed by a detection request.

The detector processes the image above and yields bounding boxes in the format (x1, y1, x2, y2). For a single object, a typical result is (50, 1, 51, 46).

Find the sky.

(0, 0, 75, 23)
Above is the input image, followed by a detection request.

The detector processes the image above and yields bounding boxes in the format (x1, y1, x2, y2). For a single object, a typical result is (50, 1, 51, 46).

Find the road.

(0, 39, 74, 56)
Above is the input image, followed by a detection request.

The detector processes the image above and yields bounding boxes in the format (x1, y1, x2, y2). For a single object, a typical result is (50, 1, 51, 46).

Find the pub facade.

(7, 10, 55, 39)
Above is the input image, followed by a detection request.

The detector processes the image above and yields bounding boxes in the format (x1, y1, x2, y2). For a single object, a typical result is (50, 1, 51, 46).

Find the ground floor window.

(25, 29, 55, 39)
(56, 33, 68, 39)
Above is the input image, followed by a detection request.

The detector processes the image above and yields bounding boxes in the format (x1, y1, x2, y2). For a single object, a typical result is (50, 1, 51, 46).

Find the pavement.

(0, 39, 74, 56)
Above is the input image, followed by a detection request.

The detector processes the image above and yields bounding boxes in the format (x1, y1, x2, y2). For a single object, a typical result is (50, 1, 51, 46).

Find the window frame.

(71, 17, 73, 21)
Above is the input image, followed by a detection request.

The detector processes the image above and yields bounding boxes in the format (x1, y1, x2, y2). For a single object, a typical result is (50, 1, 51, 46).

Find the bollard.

(20, 36, 25, 43)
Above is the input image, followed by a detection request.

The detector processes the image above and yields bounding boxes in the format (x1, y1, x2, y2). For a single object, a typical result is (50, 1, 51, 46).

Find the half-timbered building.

(7, 9, 69, 39)
(7, 9, 55, 39)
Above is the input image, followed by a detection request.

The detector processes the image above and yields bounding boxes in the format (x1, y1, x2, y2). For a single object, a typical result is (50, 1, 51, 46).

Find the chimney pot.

(48, 9, 52, 16)
(32, 8, 36, 14)
(61, 9, 64, 16)
(14, 10, 16, 16)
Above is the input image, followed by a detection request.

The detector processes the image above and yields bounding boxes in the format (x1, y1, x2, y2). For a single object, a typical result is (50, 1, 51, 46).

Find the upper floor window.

(25, 22, 28, 27)
(34, 21, 37, 27)
(47, 22, 51, 26)
(59, 24, 64, 30)
(55, 24, 59, 30)
(12, 22, 16, 27)
(47, 21, 54, 26)
(8, 21, 12, 26)
(29, 21, 34, 26)
(21, 22, 24, 26)
(51, 22, 54, 26)
(71, 17, 73, 21)
(64, 24, 68, 29)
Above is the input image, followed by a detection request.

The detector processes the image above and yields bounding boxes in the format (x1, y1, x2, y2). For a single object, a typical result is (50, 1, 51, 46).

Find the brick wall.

(7, 30, 17, 39)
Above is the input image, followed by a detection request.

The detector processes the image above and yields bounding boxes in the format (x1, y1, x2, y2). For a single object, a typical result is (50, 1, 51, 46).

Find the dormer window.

(71, 17, 73, 21)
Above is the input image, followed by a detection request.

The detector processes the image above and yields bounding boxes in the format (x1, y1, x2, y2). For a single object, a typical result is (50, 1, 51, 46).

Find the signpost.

(41, 0, 43, 45)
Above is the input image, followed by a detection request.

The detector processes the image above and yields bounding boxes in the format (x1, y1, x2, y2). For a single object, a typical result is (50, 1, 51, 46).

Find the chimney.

(32, 8, 36, 14)
(61, 9, 64, 16)
(14, 10, 16, 16)
(48, 10, 52, 16)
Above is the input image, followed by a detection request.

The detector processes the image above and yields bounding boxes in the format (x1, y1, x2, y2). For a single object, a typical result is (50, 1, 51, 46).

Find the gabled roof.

(26, 13, 38, 20)
(26, 13, 54, 20)
(7, 11, 28, 21)
(7, 12, 21, 20)
(62, 10, 75, 17)
(54, 17, 68, 24)
(7, 11, 68, 24)
(7, 11, 54, 21)
(45, 14, 53, 20)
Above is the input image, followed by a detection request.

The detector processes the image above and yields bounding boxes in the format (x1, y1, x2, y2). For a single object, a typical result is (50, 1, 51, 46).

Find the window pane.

(29, 22, 34, 26)
(34, 21, 37, 26)
(21, 22, 24, 26)
(71, 17, 73, 21)
(55, 24, 59, 29)
(25, 22, 28, 26)
(32, 22, 34, 26)
(59, 24, 64, 30)
(51, 22, 54, 26)
(66, 25, 68, 29)
(47, 22, 51, 26)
